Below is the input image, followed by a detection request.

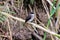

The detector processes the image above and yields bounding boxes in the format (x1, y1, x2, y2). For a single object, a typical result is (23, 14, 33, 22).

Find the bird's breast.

(28, 14, 34, 22)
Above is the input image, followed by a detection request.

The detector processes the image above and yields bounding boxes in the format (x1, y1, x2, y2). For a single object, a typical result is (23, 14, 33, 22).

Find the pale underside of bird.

(25, 12, 34, 23)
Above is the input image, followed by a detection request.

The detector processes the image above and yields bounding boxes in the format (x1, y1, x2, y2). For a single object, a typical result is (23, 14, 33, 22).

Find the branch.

(0, 11, 60, 38)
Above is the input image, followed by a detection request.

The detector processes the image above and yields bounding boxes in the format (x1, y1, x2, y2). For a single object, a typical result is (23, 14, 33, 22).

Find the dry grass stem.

(6, 19, 12, 40)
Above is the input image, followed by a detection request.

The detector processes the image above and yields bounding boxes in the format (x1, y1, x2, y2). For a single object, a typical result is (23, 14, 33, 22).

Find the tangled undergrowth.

(0, 0, 60, 40)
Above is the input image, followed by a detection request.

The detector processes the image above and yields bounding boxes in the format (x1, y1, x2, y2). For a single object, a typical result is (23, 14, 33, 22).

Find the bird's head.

(30, 12, 34, 14)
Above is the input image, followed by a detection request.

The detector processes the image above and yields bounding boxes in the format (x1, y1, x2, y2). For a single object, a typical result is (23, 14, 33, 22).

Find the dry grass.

(0, 0, 60, 40)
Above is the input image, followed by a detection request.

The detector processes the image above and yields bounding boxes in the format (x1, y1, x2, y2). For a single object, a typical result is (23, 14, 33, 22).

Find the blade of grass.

(43, 32, 46, 40)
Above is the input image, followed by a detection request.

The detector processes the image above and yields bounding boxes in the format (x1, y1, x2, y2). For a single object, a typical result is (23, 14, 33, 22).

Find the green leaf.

(43, 32, 46, 40)
(30, 0, 34, 5)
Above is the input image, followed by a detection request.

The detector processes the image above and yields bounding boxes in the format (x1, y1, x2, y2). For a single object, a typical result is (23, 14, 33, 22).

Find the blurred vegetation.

(0, 0, 60, 40)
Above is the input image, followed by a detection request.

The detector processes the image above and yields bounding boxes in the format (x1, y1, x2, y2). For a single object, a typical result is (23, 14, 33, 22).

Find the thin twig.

(35, 7, 46, 27)
(0, 35, 10, 38)
(6, 19, 12, 40)
(28, 4, 32, 12)
(33, 32, 42, 40)
(21, 0, 23, 13)
(27, 26, 42, 40)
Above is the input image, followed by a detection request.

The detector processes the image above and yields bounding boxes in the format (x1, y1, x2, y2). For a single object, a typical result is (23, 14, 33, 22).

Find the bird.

(24, 12, 34, 25)
(24, 12, 38, 34)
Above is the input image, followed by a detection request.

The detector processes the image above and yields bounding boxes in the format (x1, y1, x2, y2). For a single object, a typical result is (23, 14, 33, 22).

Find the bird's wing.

(25, 15, 31, 23)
